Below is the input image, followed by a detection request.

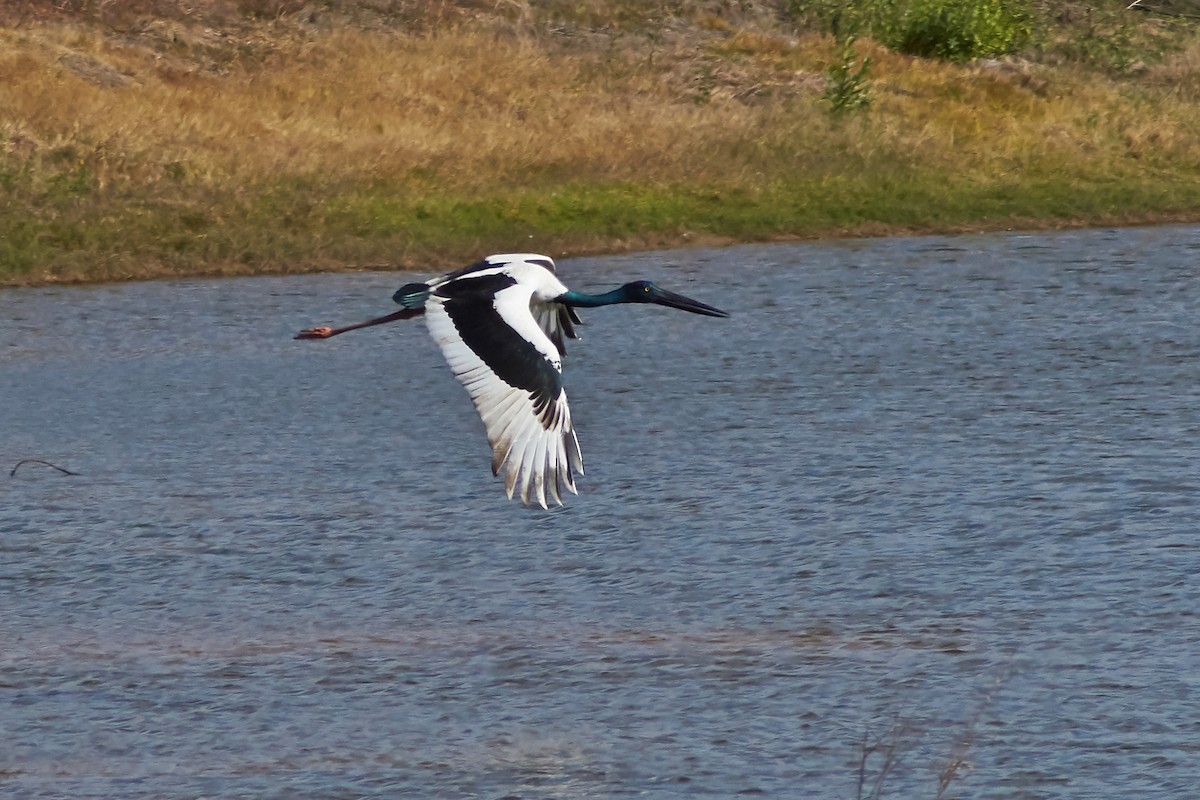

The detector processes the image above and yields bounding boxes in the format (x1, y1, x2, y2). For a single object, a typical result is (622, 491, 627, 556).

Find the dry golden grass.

(1, 22, 778, 189)
(3, 1, 1200, 284)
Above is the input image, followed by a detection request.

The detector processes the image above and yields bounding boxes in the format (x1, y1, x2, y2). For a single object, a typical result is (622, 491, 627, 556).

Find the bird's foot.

(295, 326, 334, 340)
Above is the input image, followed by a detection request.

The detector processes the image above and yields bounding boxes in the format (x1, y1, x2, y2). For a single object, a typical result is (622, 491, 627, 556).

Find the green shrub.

(789, 0, 1035, 62)
(824, 36, 872, 115)
(890, 0, 1034, 61)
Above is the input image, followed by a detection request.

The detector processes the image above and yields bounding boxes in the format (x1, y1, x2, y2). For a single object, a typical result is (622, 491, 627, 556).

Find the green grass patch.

(7, 164, 1200, 285)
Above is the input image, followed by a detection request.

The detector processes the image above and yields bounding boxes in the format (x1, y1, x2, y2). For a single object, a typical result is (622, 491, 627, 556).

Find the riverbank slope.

(3, 1, 1199, 285)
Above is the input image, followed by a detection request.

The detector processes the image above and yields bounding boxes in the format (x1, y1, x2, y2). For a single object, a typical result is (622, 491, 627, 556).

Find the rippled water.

(3, 226, 1199, 799)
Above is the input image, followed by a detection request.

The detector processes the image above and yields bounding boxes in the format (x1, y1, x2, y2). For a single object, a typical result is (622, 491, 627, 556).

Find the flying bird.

(296, 253, 729, 508)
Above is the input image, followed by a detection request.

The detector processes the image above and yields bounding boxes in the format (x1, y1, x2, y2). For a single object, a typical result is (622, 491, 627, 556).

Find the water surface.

(3, 226, 1199, 798)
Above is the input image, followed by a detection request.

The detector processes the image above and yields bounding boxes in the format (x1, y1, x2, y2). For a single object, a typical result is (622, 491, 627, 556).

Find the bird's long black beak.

(650, 287, 730, 318)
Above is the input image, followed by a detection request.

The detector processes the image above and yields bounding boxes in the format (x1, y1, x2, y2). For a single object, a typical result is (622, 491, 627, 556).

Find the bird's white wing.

(424, 283, 584, 508)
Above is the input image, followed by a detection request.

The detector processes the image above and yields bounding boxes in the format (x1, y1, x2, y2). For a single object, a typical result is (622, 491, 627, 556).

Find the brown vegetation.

(2, 2, 1200, 284)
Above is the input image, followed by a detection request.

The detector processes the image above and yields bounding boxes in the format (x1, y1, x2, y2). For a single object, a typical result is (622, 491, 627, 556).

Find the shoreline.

(6, 211, 1200, 289)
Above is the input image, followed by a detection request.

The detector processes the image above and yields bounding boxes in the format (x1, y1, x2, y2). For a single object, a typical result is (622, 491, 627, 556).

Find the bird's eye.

(643, 285, 652, 293)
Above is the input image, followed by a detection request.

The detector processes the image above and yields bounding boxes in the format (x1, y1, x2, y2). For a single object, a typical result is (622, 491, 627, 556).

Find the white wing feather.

(424, 283, 583, 508)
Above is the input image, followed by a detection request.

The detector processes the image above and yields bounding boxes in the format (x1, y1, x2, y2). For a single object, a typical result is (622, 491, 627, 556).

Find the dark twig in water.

(856, 716, 910, 800)
(935, 666, 1016, 798)
(10, 459, 79, 477)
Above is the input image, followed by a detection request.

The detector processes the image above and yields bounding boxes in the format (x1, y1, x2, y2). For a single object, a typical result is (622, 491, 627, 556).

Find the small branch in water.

(855, 715, 909, 800)
(10, 459, 79, 477)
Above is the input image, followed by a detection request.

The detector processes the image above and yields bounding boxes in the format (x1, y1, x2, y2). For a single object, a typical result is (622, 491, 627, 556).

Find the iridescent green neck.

(558, 288, 629, 308)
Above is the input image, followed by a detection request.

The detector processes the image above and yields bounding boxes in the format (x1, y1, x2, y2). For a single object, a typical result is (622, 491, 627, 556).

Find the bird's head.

(617, 281, 730, 317)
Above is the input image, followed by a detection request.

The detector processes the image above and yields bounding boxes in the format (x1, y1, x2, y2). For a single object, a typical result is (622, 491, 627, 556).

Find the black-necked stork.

(296, 253, 729, 508)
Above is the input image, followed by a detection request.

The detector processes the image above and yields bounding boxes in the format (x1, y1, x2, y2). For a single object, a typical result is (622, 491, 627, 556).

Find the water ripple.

(4, 225, 1200, 798)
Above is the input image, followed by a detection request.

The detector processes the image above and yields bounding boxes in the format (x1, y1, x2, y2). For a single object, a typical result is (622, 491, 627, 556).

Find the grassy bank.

(2, 1, 1200, 285)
